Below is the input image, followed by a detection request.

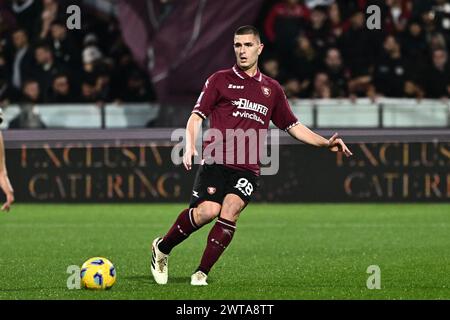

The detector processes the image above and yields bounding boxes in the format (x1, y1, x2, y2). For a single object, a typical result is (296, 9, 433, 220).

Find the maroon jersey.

(192, 64, 299, 175)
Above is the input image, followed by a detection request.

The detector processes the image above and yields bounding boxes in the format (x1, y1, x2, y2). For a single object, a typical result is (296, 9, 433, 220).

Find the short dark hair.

(234, 25, 260, 40)
(22, 78, 39, 89)
(12, 28, 27, 35)
(51, 18, 66, 28)
(34, 41, 52, 52)
(53, 72, 69, 81)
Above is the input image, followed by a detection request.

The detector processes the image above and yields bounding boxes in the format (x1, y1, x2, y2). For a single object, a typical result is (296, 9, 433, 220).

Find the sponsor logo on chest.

(231, 98, 268, 116)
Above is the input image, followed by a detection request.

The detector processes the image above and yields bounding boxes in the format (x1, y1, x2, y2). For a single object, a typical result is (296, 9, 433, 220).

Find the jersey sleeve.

(192, 73, 220, 119)
(270, 82, 299, 131)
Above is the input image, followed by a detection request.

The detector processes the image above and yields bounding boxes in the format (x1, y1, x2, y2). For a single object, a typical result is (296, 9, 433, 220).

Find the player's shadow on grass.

(124, 275, 190, 285)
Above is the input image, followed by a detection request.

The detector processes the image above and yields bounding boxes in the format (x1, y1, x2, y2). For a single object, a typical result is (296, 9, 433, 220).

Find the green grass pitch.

(0, 203, 449, 299)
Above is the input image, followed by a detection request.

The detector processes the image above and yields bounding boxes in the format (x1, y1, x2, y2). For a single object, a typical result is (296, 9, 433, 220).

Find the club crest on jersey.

(261, 86, 271, 97)
(207, 187, 216, 195)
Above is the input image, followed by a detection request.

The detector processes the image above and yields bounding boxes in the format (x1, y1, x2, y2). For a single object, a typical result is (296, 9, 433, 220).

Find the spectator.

(311, 72, 331, 98)
(372, 35, 414, 97)
(261, 57, 289, 83)
(80, 44, 115, 103)
(347, 74, 373, 98)
(264, 0, 310, 43)
(422, 48, 450, 98)
(339, 10, 378, 76)
(47, 73, 76, 103)
(82, 45, 103, 74)
(0, 1, 17, 41)
(39, 0, 60, 40)
(33, 42, 67, 101)
(384, 0, 412, 34)
(428, 32, 447, 52)
(83, 33, 100, 49)
(433, 0, 450, 37)
(0, 54, 13, 104)
(80, 75, 98, 103)
(9, 78, 46, 129)
(120, 69, 156, 102)
(334, 0, 365, 21)
(94, 71, 113, 103)
(401, 19, 428, 63)
(328, 2, 350, 39)
(411, 0, 433, 19)
(1, 1, 157, 105)
(3, 0, 450, 103)
(421, 8, 439, 36)
(403, 79, 424, 99)
(49, 19, 81, 67)
(261, 53, 303, 98)
(264, 0, 310, 58)
(288, 34, 317, 92)
(305, 5, 334, 53)
(322, 47, 349, 97)
(10, 0, 41, 38)
(283, 78, 304, 98)
(110, 48, 135, 94)
(20, 78, 40, 103)
(9, 28, 34, 92)
(0, 77, 11, 105)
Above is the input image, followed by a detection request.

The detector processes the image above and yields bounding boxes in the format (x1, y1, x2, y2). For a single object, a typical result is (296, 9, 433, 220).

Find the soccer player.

(151, 25, 352, 286)
(0, 113, 14, 212)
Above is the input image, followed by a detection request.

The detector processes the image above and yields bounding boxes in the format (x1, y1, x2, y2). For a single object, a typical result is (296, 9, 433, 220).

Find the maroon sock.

(158, 208, 199, 254)
(197, 217, 236, 275)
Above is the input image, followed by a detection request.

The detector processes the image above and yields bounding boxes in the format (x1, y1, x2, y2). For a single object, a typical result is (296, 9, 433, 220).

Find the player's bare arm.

(287, 124, 353, 157)
(183, 113, 203, 171)
(0, 131, 14, 212)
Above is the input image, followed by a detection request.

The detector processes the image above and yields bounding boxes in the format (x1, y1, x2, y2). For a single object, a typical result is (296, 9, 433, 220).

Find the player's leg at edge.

(151, 201, 221, 284)
(191, 194, 245, 286)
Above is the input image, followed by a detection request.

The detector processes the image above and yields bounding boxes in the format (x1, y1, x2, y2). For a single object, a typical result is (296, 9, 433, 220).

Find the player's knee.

(220, 196, 245, 222)
(220, 204, 243, 222)
(194, 202, 220, 225)
(220, 210, 240, 222)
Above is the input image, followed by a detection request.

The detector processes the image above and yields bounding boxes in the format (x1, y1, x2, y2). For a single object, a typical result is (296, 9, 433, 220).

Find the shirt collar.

(233, 64, 262, 82)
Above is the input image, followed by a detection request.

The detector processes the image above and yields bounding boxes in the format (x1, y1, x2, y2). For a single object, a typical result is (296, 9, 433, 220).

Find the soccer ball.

(80, 257, 116, 290)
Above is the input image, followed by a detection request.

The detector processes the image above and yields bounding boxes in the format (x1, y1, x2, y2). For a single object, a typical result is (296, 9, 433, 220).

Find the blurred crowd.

(260, 0, 450, 99)
(0, 0, 156, 107)
(1, 0, 450, 110)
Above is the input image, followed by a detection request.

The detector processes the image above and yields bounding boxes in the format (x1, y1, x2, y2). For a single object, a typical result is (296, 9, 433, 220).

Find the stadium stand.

(0, 0, 450, 128)
(259, 0, 450, 100)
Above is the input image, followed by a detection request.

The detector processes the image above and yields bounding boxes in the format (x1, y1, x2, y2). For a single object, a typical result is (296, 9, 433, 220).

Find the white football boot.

(191, 271, 208, 286)
(151, 237, 169, 285)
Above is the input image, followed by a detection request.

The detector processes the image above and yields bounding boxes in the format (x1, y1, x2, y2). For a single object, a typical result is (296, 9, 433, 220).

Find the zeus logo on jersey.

(228, 84, 244, 89)
(231, 98, 268, 116)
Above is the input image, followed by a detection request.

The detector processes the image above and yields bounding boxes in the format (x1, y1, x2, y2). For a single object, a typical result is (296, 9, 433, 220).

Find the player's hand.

(328, 132, 353, 157)
(1, 191, 14, 212)
(183, 147, 198, 171)
(0, 173, 14, 212)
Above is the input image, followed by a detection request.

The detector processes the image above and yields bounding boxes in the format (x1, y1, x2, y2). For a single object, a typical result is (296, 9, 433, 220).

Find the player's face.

(234, 34, 263, 71)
